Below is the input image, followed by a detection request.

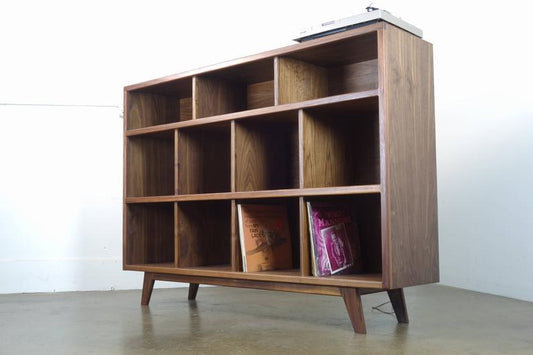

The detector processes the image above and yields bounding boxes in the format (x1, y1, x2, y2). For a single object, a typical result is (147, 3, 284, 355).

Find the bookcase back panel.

(194, 76, 247, 119)
(126, 203, 174, 265)
(178, 124, 231, 194)
(247, 80, 275, 109)
(177, 201, 231, 267)
(328, 59, 378, 95)
(126, 133, 174, 197)
(235, 115, 299, 191)
(127, 93, 179, 129)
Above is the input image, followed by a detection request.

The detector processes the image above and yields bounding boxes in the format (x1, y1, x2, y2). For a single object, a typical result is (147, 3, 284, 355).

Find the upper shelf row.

(126, 32, 378, 130)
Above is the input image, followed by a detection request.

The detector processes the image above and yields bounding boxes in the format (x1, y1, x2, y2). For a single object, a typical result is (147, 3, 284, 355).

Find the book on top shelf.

(237, 204, 293, 272)
(306, 202, 362, 276)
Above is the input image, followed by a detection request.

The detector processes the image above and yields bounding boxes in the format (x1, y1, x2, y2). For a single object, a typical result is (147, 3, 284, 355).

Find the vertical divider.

(174, 129, 179, 268)
(192, 76, 198, 120)
(298, 109, 310, 276)
(230, 120, 240, 271)
(274, 57, 280, 105)
(299, 197, 310, 276)
(231, 200, 240, 271)
(174, 129, 179, 195)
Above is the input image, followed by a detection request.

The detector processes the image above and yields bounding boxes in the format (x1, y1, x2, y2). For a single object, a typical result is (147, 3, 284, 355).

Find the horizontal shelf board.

(125, 185, 381, 203)
(125, 23, 382, 92)
(124, 264, 383, 289)
(125, 90, 379, 137)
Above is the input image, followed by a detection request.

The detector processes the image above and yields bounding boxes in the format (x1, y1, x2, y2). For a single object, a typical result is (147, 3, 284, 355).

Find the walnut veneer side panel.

(383, 25, 439, 289)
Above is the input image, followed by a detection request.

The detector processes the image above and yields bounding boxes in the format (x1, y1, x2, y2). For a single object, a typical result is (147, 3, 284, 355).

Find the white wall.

(1, 1, 532, 301)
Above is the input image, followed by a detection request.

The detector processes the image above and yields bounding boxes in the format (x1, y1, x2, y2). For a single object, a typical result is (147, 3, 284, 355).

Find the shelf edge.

(125, 185, 381, 203)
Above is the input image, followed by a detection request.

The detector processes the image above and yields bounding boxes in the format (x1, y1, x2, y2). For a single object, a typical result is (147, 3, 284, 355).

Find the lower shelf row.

(125, 194, 382, 284)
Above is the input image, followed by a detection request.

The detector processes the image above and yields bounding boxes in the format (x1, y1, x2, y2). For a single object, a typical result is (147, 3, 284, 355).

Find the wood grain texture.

(179, 97, 192, 121)
(177, 124, 231, 194)
(302, 108, 380, 188)
(387, 288, 409, 323)
(126, 134, 174, 197)
(126, 203, 174, 265)
(194, 76, 246, 119)
(328, 59, 378, 95)
(383, 24, 438, 289)
(277, 57, 328, 104)
(235, 117, 299, 191)
(127, 92, 180, 129)
(341, 287, 366, 334)
(177, 201, 231, 267)
(141, 272, 155, 305)
(247, 80, 274, 109)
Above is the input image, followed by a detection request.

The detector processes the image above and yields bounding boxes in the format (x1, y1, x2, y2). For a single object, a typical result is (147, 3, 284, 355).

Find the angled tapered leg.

(387, 288, 409, 323)
(141, 272, 155, 305)
(340, 287, 366, 334)
(188, 283, 199, 300)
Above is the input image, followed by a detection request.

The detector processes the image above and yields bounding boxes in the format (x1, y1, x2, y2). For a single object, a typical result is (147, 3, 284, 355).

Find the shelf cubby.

(302, 97, 380, 188)
(194, 58, 275, 118)
(177, 200, 231, 268)
(235, 112, 299, 191)
(235, 197, 301, 273)
(125, 202, 175, 266)
(126, 131, 174, 197)
(177, 122, 231, 194)
(127, 78, 193, 129)
(277, 32, 378, 104)
(304, 193, 382, 277)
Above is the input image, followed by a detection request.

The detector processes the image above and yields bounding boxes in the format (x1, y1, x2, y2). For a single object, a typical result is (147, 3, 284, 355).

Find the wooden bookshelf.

(123, 22, 438, 334)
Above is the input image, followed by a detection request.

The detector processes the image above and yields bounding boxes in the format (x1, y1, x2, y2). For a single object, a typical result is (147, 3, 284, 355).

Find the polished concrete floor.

(1, 284, 532, 354)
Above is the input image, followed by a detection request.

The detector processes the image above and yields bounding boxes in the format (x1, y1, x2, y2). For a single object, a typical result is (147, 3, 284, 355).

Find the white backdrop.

(1, 0, 532, 301)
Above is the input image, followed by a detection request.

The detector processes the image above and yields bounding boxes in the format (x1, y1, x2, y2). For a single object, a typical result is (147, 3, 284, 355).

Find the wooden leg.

(188, 283, 199, 300)
(340, 288, 366, 334)
(141, 272, 155, 305)
(387, 288, 409, 323)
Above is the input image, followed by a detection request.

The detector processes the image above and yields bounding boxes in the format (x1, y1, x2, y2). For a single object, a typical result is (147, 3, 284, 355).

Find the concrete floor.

(1, 284, 532, 354)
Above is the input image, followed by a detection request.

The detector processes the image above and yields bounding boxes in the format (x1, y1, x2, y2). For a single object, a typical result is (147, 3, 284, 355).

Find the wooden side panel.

(247, 80, 274, 109)
(126, 204, 174, 265)
(383, 25, 438, 288)
(126, 135, 174, 197)
(178, 201, 231, 267)
(277, 57, 328, 104)
(328, 58, 379, 95)
(127, 92, 180, 129)
(194, 76, 247, 118)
